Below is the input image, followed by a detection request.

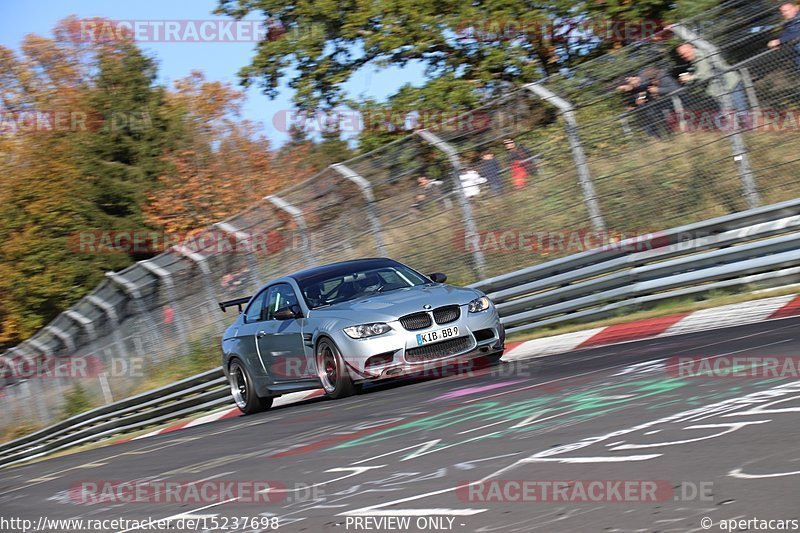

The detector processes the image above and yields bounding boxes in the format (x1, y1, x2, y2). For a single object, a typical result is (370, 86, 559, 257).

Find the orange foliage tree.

(144, 72, 317, 236)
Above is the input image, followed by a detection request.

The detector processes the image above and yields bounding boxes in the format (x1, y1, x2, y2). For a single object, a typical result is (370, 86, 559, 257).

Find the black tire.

(229, 359, 273, 415)
(316, 338, 357, 399)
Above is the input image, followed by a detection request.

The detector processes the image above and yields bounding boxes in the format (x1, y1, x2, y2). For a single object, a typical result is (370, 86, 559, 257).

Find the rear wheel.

(316, 339, 357, 399)
(229, 359, 273, 414)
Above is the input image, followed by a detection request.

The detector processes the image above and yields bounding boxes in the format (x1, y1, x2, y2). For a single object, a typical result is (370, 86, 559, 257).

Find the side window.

(378, 269, 401, 284)
(264, 283, 299, 320)
(244, 289, 268, 323)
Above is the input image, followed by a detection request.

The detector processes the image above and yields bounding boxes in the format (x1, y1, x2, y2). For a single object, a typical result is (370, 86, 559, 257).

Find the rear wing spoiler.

(218, 296, 251, 313)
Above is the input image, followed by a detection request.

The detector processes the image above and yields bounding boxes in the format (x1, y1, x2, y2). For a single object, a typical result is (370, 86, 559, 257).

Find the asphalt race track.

(2, 318, 800, 533)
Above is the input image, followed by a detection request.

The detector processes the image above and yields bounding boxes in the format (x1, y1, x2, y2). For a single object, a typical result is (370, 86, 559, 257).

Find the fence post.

(330, 163, 387, 256)
(671, 24, 760, 210)
(415, 128, 487, 280)
(671, 95, 688, 132)
(265, 195, 316, 268)
(523, 83, 606, 231)
(738, 67, 761, 114)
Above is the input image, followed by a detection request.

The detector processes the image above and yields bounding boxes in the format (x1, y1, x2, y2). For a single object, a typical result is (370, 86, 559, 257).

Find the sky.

(0, 0, 428, 146)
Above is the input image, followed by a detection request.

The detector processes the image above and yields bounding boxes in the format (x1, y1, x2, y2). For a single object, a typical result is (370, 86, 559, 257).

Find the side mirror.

(274, 304, 304, 320)
(428, 272, 447, 283)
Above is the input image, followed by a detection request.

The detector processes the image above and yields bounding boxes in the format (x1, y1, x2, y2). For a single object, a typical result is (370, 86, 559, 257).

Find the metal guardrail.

(0, 368, 229, 469)
(470, 198, 800, 333)
(2, 198, 799, 469)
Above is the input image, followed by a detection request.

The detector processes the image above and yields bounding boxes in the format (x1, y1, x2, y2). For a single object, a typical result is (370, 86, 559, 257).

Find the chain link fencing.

(2, 0, 800, 432)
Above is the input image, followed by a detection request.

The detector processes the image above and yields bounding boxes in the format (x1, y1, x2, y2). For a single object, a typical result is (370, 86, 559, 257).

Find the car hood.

(308, 284, 482, 321)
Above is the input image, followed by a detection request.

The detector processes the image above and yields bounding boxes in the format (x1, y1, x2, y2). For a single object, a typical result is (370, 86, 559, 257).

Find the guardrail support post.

(265, 195, 316, 268)
(64, 310, 96, 340)
(415, 128, 487, 279)
(105, 271, 165, 361)
(214, 222, 261, 291)
(139, 260, 190, 352)
(671, 24, 760, 210)
(43, 325, 75, 353)
(524, 83, 606, 231)
(173, 245, 221, 318)
(330, 163, 387, 256)
(26, 338, 50, 356)
(86, 293, 134, 361)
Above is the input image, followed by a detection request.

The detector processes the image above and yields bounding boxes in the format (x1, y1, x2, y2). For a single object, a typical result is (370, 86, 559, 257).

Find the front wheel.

(316, 339, 357, 399)
(229, 359, 273, 415)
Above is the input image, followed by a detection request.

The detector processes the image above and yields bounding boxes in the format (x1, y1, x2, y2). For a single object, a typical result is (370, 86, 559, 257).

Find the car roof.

(289, 258, 400, 283)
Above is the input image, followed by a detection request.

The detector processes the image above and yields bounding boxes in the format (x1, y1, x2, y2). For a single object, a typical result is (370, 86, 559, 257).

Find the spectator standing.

(676, 42, 748, 113)
(641, 66, 682, 138)
(768, 2, 800, 68)
(479, 152, 503, 194)
(617, 74, 649, 111)
(458, 167, 487, 198)
(504, 138, 536, 189)
(412, 176, 451, 211)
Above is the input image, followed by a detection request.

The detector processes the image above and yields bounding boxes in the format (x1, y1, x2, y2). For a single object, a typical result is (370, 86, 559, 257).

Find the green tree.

(78, 39, 176, 237)
(216, 0, 712, 111)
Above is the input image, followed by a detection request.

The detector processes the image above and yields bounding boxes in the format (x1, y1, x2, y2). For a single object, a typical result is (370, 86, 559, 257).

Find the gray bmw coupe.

(219, 258, 505, 414)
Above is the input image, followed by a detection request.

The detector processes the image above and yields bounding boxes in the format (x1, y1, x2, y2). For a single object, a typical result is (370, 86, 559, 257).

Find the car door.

(234, 287, 270, 375)
(257, 283, 314, 381)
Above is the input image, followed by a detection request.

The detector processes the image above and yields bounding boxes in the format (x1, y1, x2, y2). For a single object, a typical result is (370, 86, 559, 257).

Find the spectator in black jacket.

(479, 152, 503, 195)
(618, 67, 681, 138)
(641, 66, 682, 138)
(768, 2, 800, 68)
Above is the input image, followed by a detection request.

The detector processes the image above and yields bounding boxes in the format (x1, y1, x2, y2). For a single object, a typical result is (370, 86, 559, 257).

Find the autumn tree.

(143, 71, 317, 235)
(0, 19, 162, 346)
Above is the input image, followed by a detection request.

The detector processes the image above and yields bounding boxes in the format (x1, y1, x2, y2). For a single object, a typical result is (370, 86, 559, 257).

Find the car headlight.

(468, 296, 492, 313)
(343, 323, 392, 339)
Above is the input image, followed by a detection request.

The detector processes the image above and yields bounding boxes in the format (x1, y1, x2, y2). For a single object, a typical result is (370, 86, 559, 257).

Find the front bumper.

(331, 304, 505, 382)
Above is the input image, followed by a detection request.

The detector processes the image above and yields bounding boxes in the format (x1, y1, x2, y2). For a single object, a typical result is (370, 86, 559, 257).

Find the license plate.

(416, 326, 459, 346)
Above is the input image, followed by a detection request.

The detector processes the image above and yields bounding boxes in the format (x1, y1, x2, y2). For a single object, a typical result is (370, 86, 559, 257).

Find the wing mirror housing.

(274, 304, 304, 320)
(428, 272, 447, 283)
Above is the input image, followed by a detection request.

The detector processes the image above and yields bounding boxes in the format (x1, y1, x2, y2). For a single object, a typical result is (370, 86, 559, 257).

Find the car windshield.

(297, 262, 429, 309)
